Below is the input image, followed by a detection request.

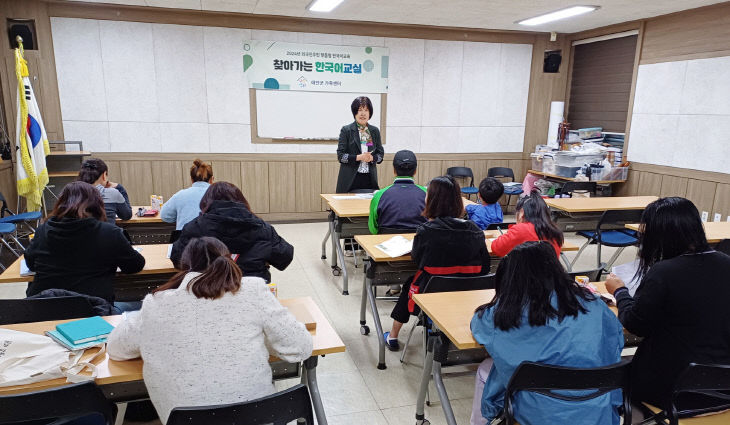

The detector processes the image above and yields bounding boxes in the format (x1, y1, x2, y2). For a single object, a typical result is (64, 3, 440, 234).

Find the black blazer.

(335, 121, 384, 193)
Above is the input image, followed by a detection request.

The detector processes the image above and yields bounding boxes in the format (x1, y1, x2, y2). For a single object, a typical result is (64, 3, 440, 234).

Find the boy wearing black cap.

(368, 150, 427, 234)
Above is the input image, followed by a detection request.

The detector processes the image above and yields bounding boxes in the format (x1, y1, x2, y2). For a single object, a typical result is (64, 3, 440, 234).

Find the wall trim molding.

(94, 152, 528, 161)
(44, 0, 540, 44)
(631, 162, 730, 185)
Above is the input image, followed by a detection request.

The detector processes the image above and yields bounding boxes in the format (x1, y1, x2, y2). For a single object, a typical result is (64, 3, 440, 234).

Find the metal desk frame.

(321, 210, 368, 295)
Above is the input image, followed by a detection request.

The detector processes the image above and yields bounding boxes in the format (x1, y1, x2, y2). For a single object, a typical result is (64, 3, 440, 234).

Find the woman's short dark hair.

(635, 197, 710, 281)
(423, 175, 464, 219)
(50, 181, 107, 222)
(78, 158, 108, 185)
(475, 241, 594, 330)
(199, 181, 253, 214)
(190, 159, 213, 183)
(478, 177, 504, 204)
(154, 236, 242, 300)
(515, 190, 563, 247)
(350, 96, 373, 119)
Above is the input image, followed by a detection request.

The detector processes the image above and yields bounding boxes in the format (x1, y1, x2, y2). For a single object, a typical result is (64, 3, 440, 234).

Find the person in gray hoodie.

(78, 157, 132, 223)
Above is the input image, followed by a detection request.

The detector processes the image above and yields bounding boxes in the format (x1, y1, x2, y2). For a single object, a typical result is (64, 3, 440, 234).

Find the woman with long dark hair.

(490, 190, 563, 257)
(383, 175, 490, 350)
(108, 237, 312, 423)
(335, 96, 384, 193)
(170, 182, 293, 282)
(77, 158, 132, 222)
(605, 197, 730, 415)
(25, 181, 145, 308)
(471, 241, 623, 425)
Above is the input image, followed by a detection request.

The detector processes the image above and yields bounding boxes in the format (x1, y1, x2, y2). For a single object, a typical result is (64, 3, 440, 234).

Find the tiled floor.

(0, 221, 639, 425)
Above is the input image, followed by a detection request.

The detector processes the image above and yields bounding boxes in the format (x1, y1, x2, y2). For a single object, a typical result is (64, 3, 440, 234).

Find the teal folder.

(56, 316, 114, 345)
(45, 330, 107, 351)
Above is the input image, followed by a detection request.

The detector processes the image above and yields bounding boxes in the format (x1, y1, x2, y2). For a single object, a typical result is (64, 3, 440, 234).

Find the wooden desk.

(528, 169, 627, 185)
(117, 206, 164, 224)
(0, 297, 344, 425)
(545, 196, 658, 213)
(0, 244, 175, 284)
(626, 221, 730, 244)
(319, 194, 371, 295)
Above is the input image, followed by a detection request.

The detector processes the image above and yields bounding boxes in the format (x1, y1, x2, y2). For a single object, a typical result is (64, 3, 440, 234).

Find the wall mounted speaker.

(543, 50, 562, 73)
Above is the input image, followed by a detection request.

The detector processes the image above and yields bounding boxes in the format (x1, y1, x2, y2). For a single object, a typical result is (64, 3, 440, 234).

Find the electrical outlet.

(714, 213, 722, 222)
(701, 211, 709, 222)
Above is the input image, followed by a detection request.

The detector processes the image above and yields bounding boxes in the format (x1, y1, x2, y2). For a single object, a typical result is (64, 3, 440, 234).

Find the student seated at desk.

(383, 175, 490, 351)
(78, 158, 132, 223)
(471, 241, 624, 425)
(605, 197, 730, 415)
(25, 181, 145, 312)
(161, 159, 213, 230)
(490, 191, 562, 257)
(465, 177, 504, 230)
(171, 182, 293, 282)
(108, 237, 312, 423)
(368, 149, 427, 234)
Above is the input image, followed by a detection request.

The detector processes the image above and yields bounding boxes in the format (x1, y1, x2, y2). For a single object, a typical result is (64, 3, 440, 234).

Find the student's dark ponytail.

(78, 158, 108, 184)
(515, 190, 563, 247)
(155, 236, 242, 299)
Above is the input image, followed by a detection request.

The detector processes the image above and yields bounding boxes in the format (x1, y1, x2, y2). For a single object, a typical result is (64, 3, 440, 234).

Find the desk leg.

(359, 260, 370, 335)
(303, 356, 327, 425)
(329, 217, 338, 268)
(365, 268, 387, 369)
(432, 356, 457, 425)
(321, 211, 333, 260)
(415, 337, 435, 424)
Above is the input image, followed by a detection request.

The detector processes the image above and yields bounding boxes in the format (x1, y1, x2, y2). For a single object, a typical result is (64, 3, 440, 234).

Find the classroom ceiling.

(65, 0, 725, 33)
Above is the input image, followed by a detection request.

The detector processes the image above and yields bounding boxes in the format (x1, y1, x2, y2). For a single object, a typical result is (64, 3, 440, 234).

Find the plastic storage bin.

(554, 151, 605, 168)
(602, 166, 629, 181)
(530, 153, 543, 171)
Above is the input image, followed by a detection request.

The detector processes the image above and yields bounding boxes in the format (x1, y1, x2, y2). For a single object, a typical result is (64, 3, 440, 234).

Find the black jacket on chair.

(335, 121, 384, 193)
(171, 200, 293, 282)
(25, 217, 145, 302)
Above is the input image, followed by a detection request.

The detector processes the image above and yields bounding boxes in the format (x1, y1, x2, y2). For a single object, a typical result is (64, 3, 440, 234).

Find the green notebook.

(55, 316, 114, 345)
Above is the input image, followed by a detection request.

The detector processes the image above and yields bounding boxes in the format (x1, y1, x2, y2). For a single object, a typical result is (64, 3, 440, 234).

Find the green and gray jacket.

(368, 177, 427, 234)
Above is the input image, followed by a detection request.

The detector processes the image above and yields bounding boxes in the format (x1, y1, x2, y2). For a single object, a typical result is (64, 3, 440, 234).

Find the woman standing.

(335, 96, 384, 193)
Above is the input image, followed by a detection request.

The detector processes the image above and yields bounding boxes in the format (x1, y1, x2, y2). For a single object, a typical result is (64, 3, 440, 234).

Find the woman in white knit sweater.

(107, 236, 313, 422)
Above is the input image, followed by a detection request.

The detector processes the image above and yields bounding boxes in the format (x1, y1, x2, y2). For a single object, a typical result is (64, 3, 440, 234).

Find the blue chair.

(0, 192, 41, 245)
(446, 167, 478, 200)
(0, 222, 23, 270)
(488, 167, 523, 211)
(570, 209, 644, 271)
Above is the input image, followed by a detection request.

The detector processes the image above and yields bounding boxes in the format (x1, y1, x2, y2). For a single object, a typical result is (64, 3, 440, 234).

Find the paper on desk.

(20, 259, 35, 276)
(613, 259, 641, 297)
(375, 236, 413, 258)
(332, 193, 374, 200)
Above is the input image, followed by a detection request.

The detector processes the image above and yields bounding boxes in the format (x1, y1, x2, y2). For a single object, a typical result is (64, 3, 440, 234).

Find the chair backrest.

(0, 297, 96, 325)
(488, 167, 515, 182)
(446, 167, 475, 187)
(567, 267, 604, 282)
(561, 182, 597, 196)
(166, 384, 313, 425)
(503, 359, 632, 425)
(422, 274, 495, 293)
(715, 239, 730, 256)
(486, 222, 515, 231)
(597, 209, 645, 230)
(668, 363, 730, 424)
(0, 382, 116, 425)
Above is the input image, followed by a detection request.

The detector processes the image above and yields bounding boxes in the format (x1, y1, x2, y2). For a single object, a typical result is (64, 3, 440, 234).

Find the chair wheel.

(360, 325, 370, 335)
(416, 420, 430, 425)
(426, 401, 431, 406)
(321, 255, 326, 259)
(332, 268, 341, 276)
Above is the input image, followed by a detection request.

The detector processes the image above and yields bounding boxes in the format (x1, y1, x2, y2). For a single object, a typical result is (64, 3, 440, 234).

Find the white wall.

(628, 55, 730, 173)
(51, 17, 533, 154)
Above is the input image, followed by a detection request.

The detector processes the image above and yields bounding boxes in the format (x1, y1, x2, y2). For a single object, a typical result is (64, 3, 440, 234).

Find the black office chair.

(166, 384, 314, 425)
(0, 296, 96, 325)
(715, 239, 730, 256)
(567, 266, 605, 283)
(0, 382, 117, 425)
(560, 181, 597, 197)
(400, 274, 495, 363)
(488, 167, 523, 211)
(572, 209, 645, 271)
(503, 359, 632, 425)
(639, 363, 730, 425)
(446, 167, 478, 199)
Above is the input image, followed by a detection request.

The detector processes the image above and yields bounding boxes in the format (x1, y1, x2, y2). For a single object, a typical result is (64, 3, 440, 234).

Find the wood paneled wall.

(95, 153, 525, 220)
